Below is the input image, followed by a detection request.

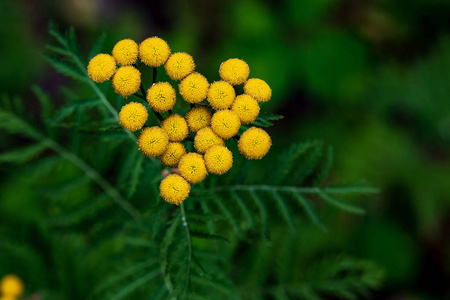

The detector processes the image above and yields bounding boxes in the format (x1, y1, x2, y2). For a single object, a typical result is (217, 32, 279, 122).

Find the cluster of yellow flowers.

(87, 37, 273, 205)
(0, 275, 24, 300)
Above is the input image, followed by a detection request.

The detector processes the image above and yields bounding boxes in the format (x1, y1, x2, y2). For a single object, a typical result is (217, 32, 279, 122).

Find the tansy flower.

(178, 153, 208, 184)
(147, 82, 176, 112)
(0, 274, 24, 297)
(231, 94, 260, 124)
(137, 126, 169, 157)
(194, 127, 225, 154)
(244, 78, 272, 102)
(112, 39, 139, 66)
(207, 81, 236, 110)
(160, 174, 190, 205)
(119, 102, 148, 131)
(159, 142, 186, 168)
(87, 53, 116, 83)
(238, 127, 272, 159)
(211, 110, 241, 139)
(139, 37, 171, 67)
(219, 58, 250, 85)
(204, 145, 233, 175)
(161, 114, 189, 142)
(164, 52, 195, 81)
(112, 66, 141, 97)
(185, 106, 212, 132)
(179, 73, 209, 104)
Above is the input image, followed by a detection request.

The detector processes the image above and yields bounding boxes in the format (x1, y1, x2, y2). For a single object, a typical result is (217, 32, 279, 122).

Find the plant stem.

(153, 67, 158, 84)
(180, 202, 192, 295)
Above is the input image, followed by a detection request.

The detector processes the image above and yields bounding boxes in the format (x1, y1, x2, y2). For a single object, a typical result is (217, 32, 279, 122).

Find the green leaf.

(89, 33, 107, 60)
(190, 230, 229, 242)
(31, 85, 53, 120)
(313, 145, 334, 186)
(291, 193, 327, 232)
(126, 153, 144, 199)
(252, 113, 284, 127)
(318, 191, 365, 215)
(249, 190, 270, 240)
(231, 190, 255, 228)
(108, 269, 160, 300)
(0, 109, 42, 140)
(0, 143, 48, 164)
(45, 55, 87, 82)
(212, 196, 243, 238)
(51, 98, 102, 123)
(271, 190, 296, 233)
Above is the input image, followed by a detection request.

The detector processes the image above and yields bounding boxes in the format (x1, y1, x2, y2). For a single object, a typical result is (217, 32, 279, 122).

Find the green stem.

(180, 202, 192, 295)
(207, 185, 378, 194)
(153, 67, 158, 84)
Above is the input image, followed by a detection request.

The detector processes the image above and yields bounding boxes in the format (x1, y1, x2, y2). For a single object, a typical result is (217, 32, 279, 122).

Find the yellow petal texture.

(160, 174, 190, 205)
(207, 81, 235, 110)
(147, 82, 176, 112)
(179, 73, 209, 104)
(0, 274, 24, 297)
(178, 153, 208, 184)
(194, 127, 225, 154)
(165, 52, 195, 81)
(87, 53, 116, 83)
(231, 94, 260, 124)
(119, 102, 148, 131)
(139, 37, 171, 67)
(211, 110, 241, 139)
(219, 58, 250, 85)
(238, 127, 272, 159)
(159, 142, 187, 168)
(244, 78, 272, 102)
(161, 114, 189, 142)
(185, 106, 212, 133)
(112, 66, 141, 97)
(137, 126, 169, 157)
(204, 145, 233, 175)
(112, 39, 139, 66)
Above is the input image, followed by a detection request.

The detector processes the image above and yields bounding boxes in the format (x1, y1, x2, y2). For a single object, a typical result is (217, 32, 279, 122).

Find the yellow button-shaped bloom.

(211, 110, 241, 139)
(112, 39, 139, 66)
(160, 174, 190, 205)
(204, 145, 233, 175)
(238, 127, 272, 159)
(244, 78, 272, 102)
(139, 37, 171, 67)
(194, 127, 225, 154)
(207, 81, 235, 110)
(87, 53, 116, 83)
(161, 114, 189, 142)
(119, 102, 148, 131)
(112, 66, 141, 97)
(159, 142, 186, 168)
(179, 73, 209, 104)
(0, 274, 24, 297)
(219, 58, 250, 85)
(185, 106, 212, 133)
(147, 82, 176, 112)
(165, 52, 195, 81)
(178, 153, 207, 184)
(231, 94, 260, 124)
(137, 126, 169, 157)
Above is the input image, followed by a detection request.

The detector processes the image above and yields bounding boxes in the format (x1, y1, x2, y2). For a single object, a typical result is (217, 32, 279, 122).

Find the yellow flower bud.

(112, 39, 139, 66)
(185, 106, 212, 133)
(139, 37, 171, 67)
(87, 54, 116, 83)
(238, 127, 272, 159)
(160, 174, 190, 205)
(219, 58, 250, 85)
(178, 153, 208, 184)
(179, 73, 209, 104)
(112, 66, 141, 97)
(211, 110, 241, 139)
(231, 94, 260, 124)
(0, 274, 24, 297)
(165, 52, 195, 81)
(159, 142, 187, 168)
(119, 102, 148, 131)
(194, 127, 225, 154)
(161, 114, 189, 142)
(147, 82, 176, 113)
(137, 126, 169, 157)
(204, 145, 233, 175)
(244, 78, 272, 103)
(207, 81, 235, 110)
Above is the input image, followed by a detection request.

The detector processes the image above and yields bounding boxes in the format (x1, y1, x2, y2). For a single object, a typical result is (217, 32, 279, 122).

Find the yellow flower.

(178, 153, 207, 184)
(0, 274, 24, 297)
(178, 73, 209, 104)
(161, 114, 189, 142)
(211, 110, 241, 139)
(204, 145, 233, 175)
(112, 39, 139, 66)
(137, 126, 169, 157)
(159, 142, 186, 168)
(194, 127, 225, 154)
(185, 106, 212, 133)
(160, 174, 190, 205)
(119, 102, 148, 131)
(112, 66, 141, 97)
(147, 82, 176, 112)
(231, 94, 260, 124)
(87, 53, 116, 83)
(238, 127, 272, 159)
(219, 58, 250, 85)
(164, 52, 195, 81)
(139, 37, 171, 67)
(207, 81, 235, 110)
(244, 78, 272, 102)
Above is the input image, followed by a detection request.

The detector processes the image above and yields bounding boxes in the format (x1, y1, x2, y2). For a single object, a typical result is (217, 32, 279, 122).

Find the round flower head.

(204, 145, 233, 175)
(0, 274, 24, 297)
(178, 153, 208, 184)
(211, 110, 241, 139)
(137, 126, 169, 157)
(161, 114, 189, 142)
(194, 127, 225, 154)
(147, 82, 176, 112)
(119, 102, 148, 131)
(207, 81, 236, 110)
(244, 78, 272, 102)
(231, 94, 260, 124)
(179, 73, 209, 104)
(112, 66, 141, 97)
(160, 142, 186, 168)
(139, 37, 171, 67)
(238, 127, 272, 159)
(219, 58, 250, 85)
(160, 174, 190, 205)
(87, 53, 116, 83)
(112, 39, 139, 66)
(165, 52, 195, 81)
(185, 106, 212, 133)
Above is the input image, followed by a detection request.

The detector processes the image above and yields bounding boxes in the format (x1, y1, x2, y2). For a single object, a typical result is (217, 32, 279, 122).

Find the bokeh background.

(1, 0, 449, 299)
